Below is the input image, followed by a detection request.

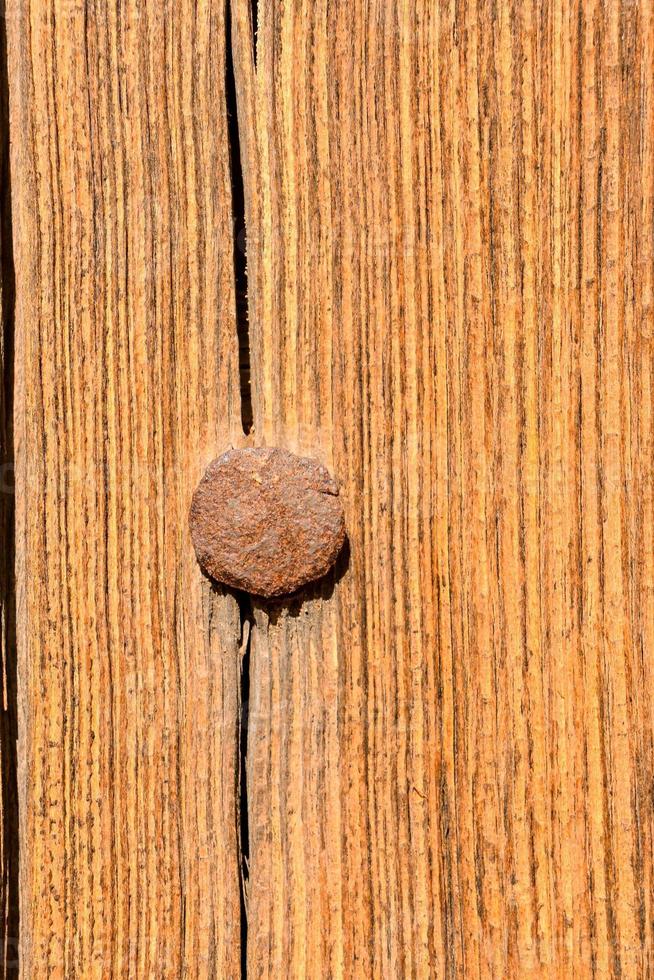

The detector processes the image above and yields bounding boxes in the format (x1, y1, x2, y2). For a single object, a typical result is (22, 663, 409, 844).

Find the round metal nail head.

(190, 447, 346, 597)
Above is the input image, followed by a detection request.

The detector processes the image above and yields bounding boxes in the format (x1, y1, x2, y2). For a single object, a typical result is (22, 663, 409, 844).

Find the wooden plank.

(0, 2, 17, 973)
(8, 0, 244, 974)
(233, 0, 654, 975)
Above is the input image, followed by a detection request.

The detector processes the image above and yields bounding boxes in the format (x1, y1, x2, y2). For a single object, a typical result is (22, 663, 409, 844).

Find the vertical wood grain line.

(0, 0, 17, 971)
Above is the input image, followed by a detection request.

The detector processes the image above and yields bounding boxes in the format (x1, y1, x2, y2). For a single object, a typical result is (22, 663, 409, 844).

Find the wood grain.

(0, 0, 17, 972)
(8, 0, 244, 975)
(232, 0, 654, 976)
(5, 0, 654, 976)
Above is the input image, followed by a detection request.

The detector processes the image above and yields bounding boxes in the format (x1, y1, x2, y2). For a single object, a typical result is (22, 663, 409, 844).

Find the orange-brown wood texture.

(0, 1, 17, 973)
(7, 0, 245, 974)
(233, 0, 654, 975)
(4, 0, 654, 977)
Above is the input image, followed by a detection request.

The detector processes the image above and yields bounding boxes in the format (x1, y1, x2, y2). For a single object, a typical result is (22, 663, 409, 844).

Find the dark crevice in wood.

(236, 594, 253, 980)
(225, 0, 253, 436)
(0, 0, 18, 972)
(251, 0, 259, 66)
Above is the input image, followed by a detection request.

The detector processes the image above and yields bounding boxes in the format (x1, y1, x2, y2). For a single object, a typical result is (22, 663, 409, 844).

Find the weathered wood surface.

(234, 0, 654, 976)
(5, 0, 654, 977)
(0, 1, 17, 973)
(8, 0, 244, 975)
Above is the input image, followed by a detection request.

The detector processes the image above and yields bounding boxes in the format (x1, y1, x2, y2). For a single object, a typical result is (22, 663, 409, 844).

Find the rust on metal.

(189, 447, 346, 597)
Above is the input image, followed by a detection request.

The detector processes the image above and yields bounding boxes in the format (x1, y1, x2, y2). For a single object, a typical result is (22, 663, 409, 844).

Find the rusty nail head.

(189, 447, 346, 598)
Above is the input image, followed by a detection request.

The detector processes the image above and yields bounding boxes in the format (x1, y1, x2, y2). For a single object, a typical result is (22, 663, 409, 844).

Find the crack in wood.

(226, 0, 253, 436)
(236, 596, 253, 980)
(225, 2, 257, 973)
(251, 0, 259, 66)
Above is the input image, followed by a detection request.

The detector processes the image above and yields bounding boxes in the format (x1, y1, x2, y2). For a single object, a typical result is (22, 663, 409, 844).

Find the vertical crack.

(225, 2, 257, 973)
(225, 0, 253, 436)
(236, 595, 253, 979)
(251, 0, 259, 65)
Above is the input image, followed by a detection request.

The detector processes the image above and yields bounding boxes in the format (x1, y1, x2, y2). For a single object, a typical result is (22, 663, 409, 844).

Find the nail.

(190, 447, 346, 598)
